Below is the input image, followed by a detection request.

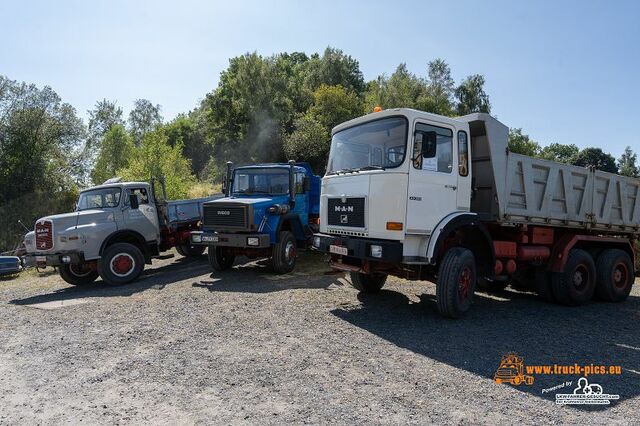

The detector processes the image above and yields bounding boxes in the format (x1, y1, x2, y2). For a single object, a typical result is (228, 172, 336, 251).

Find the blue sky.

(1, 0, 639, 156)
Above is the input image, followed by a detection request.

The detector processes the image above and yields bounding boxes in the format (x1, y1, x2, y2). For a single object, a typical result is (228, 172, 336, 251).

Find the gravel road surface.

(1, 251, 639, 424)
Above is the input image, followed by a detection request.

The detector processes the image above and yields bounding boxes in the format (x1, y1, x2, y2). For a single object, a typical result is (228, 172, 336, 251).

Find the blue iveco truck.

(190, 161, 321, 273)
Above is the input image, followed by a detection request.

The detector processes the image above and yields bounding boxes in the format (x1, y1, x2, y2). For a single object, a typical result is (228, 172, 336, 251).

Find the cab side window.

(129, 188, 149, 205)
(412, 123, 453, 173)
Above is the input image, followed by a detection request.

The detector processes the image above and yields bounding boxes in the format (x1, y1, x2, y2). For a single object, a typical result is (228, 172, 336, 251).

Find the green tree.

(455, 74, 491, 115)
(539, 143, 579, 163)
(304, 47, 365, 95)
(90, 124, 134, 184)
(0, 75, 84, 251)
(572, 147, 618, 173)
(364, 64, 426, 111)
(86, 99, 124, 153)
(128, 99, 163, 146)
(508, 128, 540, 157)
(282, 114, 330, 173)
(617, 146, 639, 177)
(423, 59, 455, 116)
(308, 84, 362, 131)
(118, 130, 195, 200)
(163, 112, 211, 178)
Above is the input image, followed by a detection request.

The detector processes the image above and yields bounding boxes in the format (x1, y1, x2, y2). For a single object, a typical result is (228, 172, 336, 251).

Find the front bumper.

(190, 231, 271, 249)
(312, 233, 403, 263)
(22, 251, 85, 268)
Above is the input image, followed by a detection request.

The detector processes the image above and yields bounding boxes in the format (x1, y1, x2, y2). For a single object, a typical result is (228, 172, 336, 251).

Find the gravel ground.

(1, 250, 639, 425)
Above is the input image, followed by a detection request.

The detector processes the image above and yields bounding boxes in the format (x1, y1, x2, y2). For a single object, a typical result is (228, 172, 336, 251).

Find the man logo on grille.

(340, 215, 348, 224)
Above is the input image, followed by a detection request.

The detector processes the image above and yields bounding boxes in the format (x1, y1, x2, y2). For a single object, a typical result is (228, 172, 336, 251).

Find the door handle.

(444, 184, 457, 191)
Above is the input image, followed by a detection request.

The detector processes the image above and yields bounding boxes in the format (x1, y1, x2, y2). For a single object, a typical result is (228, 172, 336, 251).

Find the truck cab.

(22, 178, 217, 286)
(191, 161, 321, 273)
(313, 109, 474, 264)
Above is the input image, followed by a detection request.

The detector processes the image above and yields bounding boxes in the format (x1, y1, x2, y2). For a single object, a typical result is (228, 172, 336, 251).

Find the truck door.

(123, 186, 160, 242)
(405, 121, 459, 235)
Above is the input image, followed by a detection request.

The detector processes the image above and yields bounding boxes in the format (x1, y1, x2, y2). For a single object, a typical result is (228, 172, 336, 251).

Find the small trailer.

(312, 108, 639, 317)
(22, 178, 221, 286)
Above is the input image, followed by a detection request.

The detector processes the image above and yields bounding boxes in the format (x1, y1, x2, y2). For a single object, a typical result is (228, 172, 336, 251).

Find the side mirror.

(129, 193, 139, 210)
(221, 174, 227, 195)
(303, 176, 311, 192)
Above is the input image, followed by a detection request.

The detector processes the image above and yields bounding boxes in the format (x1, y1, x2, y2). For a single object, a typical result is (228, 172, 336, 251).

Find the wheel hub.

(613, 263, 628, 289)
(110, 253, 134, 277)
(285, 241, 296, 263)
(458, 266, 472, 301)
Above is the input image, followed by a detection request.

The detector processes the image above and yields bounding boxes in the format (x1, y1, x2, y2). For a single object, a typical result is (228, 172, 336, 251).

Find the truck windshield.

(327, 116, 408, 174)
(232, 168, 289, 195)
(77, 187, 122, 210)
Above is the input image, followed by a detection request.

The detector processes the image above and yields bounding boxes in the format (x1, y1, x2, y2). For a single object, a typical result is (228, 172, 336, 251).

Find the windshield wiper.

(333, 168, 360, 175)
(356, 165, 385, 171)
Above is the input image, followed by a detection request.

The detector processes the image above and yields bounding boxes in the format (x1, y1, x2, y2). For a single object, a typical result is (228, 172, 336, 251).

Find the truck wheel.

(436, 247, 476, 319)
(207, 247, 235, 271)
(595, 249, 634, 302)
(551, 249, 595, 306)
(178, 244, 206, 257)
(98, 243, 145, 285)
(271, 231, 297, 274)
(59, 263, 99, 286)
(350, 272, 387, 293)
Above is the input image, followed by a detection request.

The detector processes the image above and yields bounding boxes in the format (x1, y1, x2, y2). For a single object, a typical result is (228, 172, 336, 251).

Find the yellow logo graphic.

(494, 353, 535, 386)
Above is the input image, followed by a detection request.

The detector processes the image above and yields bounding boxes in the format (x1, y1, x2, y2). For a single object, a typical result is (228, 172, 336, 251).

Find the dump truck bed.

(166, 194, 224, 225)
(462, 113, 640, 233)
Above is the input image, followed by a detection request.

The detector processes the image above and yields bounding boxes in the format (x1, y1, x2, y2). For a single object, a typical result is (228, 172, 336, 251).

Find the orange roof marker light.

(373, 106, 383, 113)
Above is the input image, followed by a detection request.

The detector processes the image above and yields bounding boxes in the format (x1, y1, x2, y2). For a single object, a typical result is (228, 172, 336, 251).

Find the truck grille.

(35, 220, 54, 250)
(327, 197, 365, 228)
(203, 204, 249, 230)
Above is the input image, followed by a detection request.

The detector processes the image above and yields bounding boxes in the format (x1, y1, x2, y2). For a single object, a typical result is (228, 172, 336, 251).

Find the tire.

(551, 249, 596, 306)
(436, 247, 477, 318)
(595, 249, 634, 302)
(271, 231, 297, 274)
(178, 244, 206, 257)
(59, 263, 99, 286)
(350, 271, 387, 293)
(97, 243, 145, 285)
(207, 247, 235, 271)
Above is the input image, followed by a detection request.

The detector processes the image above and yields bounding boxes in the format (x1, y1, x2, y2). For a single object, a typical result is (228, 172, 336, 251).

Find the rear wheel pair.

(545, 248, 633, 305)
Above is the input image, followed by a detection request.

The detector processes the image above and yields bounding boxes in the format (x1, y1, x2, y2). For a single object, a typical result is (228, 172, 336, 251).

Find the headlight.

(61, 256, 71, 263)
(370, 245, 383, 258)
(247, 237, 260, 246)
(192, 233, 202, 243)
(313, 236, 321, 248)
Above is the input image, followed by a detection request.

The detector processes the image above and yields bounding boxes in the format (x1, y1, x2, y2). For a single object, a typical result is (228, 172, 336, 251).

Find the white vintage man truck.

(312, 108, 639, 318)
(22, 178, 219, 286)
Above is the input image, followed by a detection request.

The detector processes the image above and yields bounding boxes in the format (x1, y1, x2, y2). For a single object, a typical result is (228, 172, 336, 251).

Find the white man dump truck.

(312, 108, 639, 318)
(22, 178, 220, 286)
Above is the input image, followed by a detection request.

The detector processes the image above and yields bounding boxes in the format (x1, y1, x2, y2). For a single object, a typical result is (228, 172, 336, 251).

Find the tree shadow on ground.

(331, 286, 640, 411)
(9, 255, 211, 305)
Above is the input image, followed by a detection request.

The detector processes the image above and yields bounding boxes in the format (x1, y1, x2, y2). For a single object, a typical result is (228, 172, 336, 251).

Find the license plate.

(329, 245, 348, 256)
(35, 256, 46, 263)
(202, 235, 219, 243)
